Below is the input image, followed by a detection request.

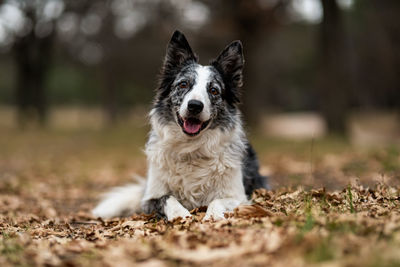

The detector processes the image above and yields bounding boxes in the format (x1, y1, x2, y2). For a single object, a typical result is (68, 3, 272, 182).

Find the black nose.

(187, 100, 204, 115)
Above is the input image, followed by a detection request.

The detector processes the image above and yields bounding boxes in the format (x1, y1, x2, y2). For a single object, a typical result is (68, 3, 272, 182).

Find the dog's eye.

(209, 87, 219, 96)
(179, 81, 188, 89)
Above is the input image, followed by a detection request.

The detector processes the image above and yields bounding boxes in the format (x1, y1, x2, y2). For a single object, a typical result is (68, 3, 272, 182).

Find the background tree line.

(0, 0, 399, 134)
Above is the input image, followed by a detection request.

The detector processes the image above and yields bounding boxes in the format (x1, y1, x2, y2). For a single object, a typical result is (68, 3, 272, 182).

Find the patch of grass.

(325, 221, 359, 234)
(272, 218, 283, 227)
(372, 146, 400, 173)
(302, 213, 315, 233)
(306, 238, 335, 263)
(77, 249, 102, 266)
(347, 185, 356, 213)
(0, 232, 25, 265)
(296, 195, 315, 242)
(319, 193, 329, 211)
(302, 194, 315, 232)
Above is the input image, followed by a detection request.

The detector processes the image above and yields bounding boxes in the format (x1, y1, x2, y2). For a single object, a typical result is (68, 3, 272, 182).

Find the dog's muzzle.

(177, 112, 210, 137)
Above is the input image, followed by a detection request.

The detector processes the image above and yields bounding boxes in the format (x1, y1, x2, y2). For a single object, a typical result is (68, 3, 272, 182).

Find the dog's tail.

(92, 177, 146, 219)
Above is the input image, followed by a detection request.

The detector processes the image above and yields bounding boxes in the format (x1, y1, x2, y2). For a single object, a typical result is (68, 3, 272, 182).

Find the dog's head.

(154, 30, 244, 137)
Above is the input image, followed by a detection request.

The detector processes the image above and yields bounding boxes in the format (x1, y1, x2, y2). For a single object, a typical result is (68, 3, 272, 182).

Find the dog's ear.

(211, 41, 244, 105)
(162, 30, 197, 74)
(157, 31, 197, 100)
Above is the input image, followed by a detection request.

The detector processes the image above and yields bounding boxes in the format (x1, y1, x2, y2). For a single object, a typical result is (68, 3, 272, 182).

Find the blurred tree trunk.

(231, 0, 271, 125)
(318, 0, 349, 134)
(99, 12, 120, 126)
(372, 0, 400, 122)
(13, 11, 53, 128)
(204, 0, 284, 125)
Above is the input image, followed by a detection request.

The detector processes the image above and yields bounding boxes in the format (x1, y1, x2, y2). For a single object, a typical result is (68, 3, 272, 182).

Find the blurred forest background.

(0, 0, 399, 144)
(1, 3, 400, 265)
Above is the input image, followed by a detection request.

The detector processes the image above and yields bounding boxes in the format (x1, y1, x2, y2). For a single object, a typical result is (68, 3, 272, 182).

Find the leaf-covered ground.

(0, 126, 400, 266)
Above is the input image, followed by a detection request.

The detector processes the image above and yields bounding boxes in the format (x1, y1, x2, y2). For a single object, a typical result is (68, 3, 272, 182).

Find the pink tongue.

(183, 119, 202, 134)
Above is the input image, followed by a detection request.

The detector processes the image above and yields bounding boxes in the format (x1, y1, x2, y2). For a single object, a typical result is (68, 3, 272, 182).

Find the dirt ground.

(0, 125, 399, 266)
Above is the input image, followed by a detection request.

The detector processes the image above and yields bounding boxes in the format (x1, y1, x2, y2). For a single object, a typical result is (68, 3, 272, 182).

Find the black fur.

(242, 143, 269, 197)
(157, 31, 198, 101)
(206, 66, 238, 131)
(210, 41, 244, 107)
(142, 195, 170, 219)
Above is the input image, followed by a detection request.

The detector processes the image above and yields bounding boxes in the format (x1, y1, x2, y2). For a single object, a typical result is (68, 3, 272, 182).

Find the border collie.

(92, 30, 267, 221)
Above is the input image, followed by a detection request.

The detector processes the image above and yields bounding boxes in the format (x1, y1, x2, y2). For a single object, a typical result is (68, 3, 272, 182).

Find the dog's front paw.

(164, 197, 192, 221)
(166, 207, 192, 221)
(203, 198, 242, 221)
(203, 210, 226, 221)
(203, 203, 227, 221)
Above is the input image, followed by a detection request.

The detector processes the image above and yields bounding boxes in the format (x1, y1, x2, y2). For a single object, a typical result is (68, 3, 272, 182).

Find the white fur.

(179, 65, 212, 122)
(142, 108, 248, 220)
(204, 198, 244, 221)
(92, 180, 145, 218)
(164, 196, 192, 221)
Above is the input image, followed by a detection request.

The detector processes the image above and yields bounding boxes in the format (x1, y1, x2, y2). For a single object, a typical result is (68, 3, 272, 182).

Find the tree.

(0, 0, 64, 127)
(200, 0, 287, 125)
(318, 0, 350, 134)
(13, 9, 54, 127)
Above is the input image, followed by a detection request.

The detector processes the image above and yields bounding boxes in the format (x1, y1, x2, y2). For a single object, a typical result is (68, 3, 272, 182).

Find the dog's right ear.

(157, 31, 197, 100)
(162, 30, 197, 74)
(211, 40, 244, 106)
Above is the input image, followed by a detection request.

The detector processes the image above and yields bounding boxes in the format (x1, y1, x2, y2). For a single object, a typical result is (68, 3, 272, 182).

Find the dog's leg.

(203, 167, 248, 221)
(203, 198, 243, 221)
(141, 166, 192, 221)
(143, 195, 192, 221)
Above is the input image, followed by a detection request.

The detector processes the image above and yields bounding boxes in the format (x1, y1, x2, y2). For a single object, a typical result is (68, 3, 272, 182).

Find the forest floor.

(0, 124, 400, 267)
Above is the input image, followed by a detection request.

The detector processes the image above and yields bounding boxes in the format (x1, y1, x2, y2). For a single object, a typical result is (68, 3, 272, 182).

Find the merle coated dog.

(93, 30, 267, 221)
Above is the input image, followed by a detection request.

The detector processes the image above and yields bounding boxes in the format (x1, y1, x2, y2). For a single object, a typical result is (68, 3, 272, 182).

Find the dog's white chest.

(165, 152, 235, 209)
(145, 122, 247, 210)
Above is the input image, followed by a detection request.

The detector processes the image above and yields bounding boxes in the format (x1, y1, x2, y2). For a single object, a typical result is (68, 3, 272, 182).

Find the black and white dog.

(93, 31, 267, 221)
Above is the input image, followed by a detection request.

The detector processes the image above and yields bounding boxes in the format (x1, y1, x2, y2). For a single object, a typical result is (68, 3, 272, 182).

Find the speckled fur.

(93, 31, 267, 221)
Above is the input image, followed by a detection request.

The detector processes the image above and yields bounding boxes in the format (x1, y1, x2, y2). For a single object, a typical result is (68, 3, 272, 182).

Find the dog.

(92, 30, 268, 221)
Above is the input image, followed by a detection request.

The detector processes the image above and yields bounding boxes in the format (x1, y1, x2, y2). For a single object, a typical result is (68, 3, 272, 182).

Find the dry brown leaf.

(234, 204, 274, 218)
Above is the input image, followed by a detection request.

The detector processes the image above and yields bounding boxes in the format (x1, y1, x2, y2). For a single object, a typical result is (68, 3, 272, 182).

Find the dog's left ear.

(157, 31, 198, 100)
(211, 41, 244, 105)
(163, 30, 198, 74)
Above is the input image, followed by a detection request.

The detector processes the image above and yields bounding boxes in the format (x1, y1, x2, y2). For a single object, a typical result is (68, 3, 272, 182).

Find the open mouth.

(177, 114, 210, 136)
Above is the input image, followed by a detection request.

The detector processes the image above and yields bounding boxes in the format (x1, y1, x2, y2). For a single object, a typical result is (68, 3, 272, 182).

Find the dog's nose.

(187, 100, 204, 115)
